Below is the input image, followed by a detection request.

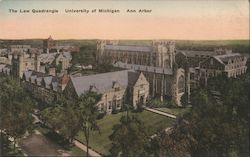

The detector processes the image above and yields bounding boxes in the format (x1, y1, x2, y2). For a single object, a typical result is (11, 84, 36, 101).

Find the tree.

(160, 118, 196, 157)
(157, 72, 249, 157)
(0, 76, 34, 152)
(77, 91, 101, 157)
(41, 96, 80, 143)
(109, 115, 149, 157)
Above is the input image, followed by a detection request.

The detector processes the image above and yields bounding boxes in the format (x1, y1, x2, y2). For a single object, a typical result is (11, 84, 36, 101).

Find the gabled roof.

(70, 70, 136, 96)
(128, 71, 140, 86)
(113, 61, 173, 75)
(23, 70, 58, 90)
(177, 50, 221, 58)
(104, 45, 152, 52)
(213, 53, 243, 65)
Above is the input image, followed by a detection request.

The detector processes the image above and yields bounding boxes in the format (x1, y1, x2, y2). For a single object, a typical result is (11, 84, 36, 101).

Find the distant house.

(64, 70, 149, 114)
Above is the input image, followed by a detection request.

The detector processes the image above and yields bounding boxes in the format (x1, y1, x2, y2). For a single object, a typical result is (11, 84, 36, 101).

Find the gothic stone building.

(114, 62, 186, 106)
(96, 40, 188, 106)
(64, 70, 149, 114)
(12, 52, 40, 78)
(96, 40, 176, 68)
(22, 70, 69, 104)
(175, 49, 247, 89)
(200, 53, 247, 81)
(22, 70, 59, 103)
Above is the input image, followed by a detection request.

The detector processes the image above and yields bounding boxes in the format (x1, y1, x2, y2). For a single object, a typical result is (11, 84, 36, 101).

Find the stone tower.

(43, 36, 56, 53)
(12, 53, 24, 78)
(96, 40, 106, 62)
(152, 41, 175, 69)
(35, 54, 40, 72)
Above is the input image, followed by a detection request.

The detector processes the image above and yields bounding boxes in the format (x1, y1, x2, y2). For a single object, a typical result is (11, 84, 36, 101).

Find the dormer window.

(112, 81, 120, 91)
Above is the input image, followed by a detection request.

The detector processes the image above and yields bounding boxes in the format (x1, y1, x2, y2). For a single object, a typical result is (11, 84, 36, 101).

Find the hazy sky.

(0, 0, 249, 40)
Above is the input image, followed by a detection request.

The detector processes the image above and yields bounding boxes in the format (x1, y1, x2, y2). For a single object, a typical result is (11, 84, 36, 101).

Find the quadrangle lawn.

(76, 110, 175, 155)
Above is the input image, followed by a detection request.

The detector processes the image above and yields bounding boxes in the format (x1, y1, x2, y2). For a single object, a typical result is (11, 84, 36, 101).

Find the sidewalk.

(73, 139, 102, 157)
(144, 107, 177, 119)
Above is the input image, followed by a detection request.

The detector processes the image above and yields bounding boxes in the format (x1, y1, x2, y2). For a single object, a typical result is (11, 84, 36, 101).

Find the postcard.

(0, 0, 249, 157)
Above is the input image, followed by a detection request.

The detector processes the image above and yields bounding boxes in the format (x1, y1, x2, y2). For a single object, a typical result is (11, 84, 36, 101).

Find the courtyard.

(76, 110, 175, 155)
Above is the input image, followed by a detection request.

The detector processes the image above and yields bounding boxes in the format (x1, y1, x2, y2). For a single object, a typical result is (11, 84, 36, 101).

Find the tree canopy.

(109, 115, 150, 157)
(0, 76, 34, 151)
(159, 72, 250, 157)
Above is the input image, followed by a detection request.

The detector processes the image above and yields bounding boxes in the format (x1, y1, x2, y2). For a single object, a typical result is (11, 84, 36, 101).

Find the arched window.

(178, 75, 185, 93)
(164, 59, 170, 68)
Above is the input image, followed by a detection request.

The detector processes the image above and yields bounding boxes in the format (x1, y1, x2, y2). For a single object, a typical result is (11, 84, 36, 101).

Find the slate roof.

(213, 53, 242, 64)
(128, 72, 140, 86)
(177, 50, 221, 58)
(70, 70, 135, 96)
(113, 61, 173, 75)
(23, 70, 59, 91)
(104, 45, 153, 52)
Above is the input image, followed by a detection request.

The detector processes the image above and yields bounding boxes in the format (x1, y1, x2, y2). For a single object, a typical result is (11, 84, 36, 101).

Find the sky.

(0, 0, 249, 40)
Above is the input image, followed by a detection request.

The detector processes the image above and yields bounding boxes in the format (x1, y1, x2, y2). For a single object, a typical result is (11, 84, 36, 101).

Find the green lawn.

(155, 107, 190, 116)
(76, 110, 175, 155)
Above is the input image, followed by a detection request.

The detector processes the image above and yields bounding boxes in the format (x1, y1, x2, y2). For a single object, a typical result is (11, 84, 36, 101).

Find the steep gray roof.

(215, 53, 241, 61)
(23, 71, 33, 81)
(128, 71, 140, 86)
(70, 70, 133, 96)
(23, 70, 58, 90)
(43, 76, 53, 85)
(104, 45, 152, 52)
(177, 50, 221, 57)
(113, 61, 173, 75)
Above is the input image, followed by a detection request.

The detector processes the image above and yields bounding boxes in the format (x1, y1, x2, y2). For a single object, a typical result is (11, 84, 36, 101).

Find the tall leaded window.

(178, 75, 185, 93)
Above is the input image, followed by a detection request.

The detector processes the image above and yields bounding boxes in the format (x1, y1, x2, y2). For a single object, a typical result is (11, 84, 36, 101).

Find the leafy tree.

(71, 45, 96, 66)
(160, 118, 196, 157)
(0, 76, 34, 152)
(157, 72, 249, 157)
(41, 96, 80, 143)
(77, 91, 101, 157)
(109, 115, 149, 157)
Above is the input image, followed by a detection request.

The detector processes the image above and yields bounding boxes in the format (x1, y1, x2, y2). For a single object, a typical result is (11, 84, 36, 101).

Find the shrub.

(112, 109, 119, 114)
(97, 112, 106, 119)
